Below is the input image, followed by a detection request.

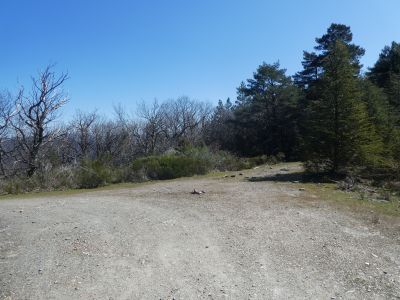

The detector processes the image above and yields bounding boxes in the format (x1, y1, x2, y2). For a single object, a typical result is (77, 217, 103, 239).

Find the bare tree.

(113, 104, 142, 161)
(12, 65, 68, 177)
(0, 91, 15, 176)
(70, 110, 98, 158)
(161, 96, 212, 148)
(91, 117, 125, 160)
(136, 99, 167, 154)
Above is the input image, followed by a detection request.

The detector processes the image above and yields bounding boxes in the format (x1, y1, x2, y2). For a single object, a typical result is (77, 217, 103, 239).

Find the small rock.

(191, 189, 204, 195)
(365, 262, 370, 266)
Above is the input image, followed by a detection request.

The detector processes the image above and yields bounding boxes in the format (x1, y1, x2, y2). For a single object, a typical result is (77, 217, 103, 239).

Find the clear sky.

(1, 0, 399, 119)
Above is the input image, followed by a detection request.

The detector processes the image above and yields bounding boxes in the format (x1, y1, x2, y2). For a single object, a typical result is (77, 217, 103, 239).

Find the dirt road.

(1, 165, 399, 299)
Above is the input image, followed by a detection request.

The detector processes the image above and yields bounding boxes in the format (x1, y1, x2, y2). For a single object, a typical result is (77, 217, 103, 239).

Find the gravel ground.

(0, 165, 399, 299)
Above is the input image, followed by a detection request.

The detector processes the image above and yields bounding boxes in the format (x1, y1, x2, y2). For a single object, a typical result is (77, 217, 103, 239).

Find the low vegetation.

(0, 146, 281, 194)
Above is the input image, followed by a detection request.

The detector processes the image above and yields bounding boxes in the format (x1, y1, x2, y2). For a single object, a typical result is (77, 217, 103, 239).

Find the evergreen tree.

(294, 23, 365, 89)
(360, 79, 396, 152)
(233, 62, 300, 157)
(205, 98, 235, 150)
(305, 41, 382, 172)
(368, 42, 400, 119)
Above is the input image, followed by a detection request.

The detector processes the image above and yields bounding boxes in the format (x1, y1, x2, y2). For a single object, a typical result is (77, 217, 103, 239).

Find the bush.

(130, 147, 280, 181)
(132, 154, 211, 180)
(0, 147, 282, 195)
(0, 165, 78, 195)
(0, 177, 25, 194)
(34, 165, 77, 190)
(76, 159, 112, 189)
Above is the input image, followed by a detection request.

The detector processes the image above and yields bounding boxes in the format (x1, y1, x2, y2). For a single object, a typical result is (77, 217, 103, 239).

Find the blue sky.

(1, 0, 399, 119)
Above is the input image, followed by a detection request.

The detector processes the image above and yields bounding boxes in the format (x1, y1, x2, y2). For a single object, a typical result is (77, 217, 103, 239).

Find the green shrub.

(0, 147, 283, 195)
(130, 147, 279, 181)
(181, 147, 251, 171)
(0, 177, 24, 194)
(30, 165, 77, 191)
(76, 159, 112, 189)
(132, 154, 212, 180)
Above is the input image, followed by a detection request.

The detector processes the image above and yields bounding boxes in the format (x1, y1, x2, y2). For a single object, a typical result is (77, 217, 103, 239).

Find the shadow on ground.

(247, 171, 341, 184)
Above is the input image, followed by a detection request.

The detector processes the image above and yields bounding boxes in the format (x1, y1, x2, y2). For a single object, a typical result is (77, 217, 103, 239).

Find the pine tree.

(233, 62, 300, 157)
(367, 42, 400, 173)
(360, 79, 396, 152)
(294, 23, 365, 89)
(205, 98, 235, 150)
(305, 41, 382, 172)
(368, 42, 400, 119)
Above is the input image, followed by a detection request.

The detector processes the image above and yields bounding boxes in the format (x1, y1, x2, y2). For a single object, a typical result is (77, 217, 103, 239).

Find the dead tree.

(0, 92, 15, 176)
(12, 65, 68, 177)
(161, 97, 211, 148)
(136, 100, 167, 154)
(70, 110, 98, 158)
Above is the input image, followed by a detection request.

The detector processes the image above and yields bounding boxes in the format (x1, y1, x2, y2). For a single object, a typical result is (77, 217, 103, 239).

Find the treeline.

(0, 71, 273, 192)
(0, 23, 399, 193)
(211, 24, 400, 177)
